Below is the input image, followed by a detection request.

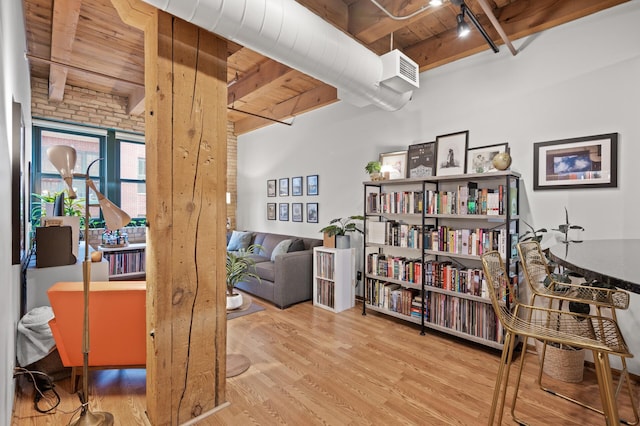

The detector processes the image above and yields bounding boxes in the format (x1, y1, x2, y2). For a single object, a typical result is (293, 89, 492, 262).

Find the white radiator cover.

(141, 0, 415, 111)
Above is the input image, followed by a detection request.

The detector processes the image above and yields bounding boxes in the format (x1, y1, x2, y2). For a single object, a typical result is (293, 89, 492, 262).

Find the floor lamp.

(47, 146, 131, 426)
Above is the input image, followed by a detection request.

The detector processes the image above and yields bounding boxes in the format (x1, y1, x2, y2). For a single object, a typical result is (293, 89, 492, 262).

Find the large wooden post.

(111, 2, 228, 424)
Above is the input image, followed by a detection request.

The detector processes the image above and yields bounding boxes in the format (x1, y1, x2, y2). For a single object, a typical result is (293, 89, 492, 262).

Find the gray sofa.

(228, 231, 322, 309)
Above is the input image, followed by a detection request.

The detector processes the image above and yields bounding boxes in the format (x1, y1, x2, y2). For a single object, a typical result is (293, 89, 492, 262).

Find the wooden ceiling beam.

(127, 87, 145, 115)
(234, 84, 337, 135)
(48, 0, 83, 101)
(228, 60, 293, 105)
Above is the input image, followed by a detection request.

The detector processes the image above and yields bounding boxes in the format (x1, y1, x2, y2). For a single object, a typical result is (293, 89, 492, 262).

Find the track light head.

(457, 13, 470, 37)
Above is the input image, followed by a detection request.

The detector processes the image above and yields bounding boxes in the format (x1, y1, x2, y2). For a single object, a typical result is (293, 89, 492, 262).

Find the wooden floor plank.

(12, 300, 638, 425)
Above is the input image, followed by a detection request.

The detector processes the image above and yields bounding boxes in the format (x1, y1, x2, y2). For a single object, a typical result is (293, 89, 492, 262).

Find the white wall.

(1, 1, 32, 424)
(239, 1, 640, 373)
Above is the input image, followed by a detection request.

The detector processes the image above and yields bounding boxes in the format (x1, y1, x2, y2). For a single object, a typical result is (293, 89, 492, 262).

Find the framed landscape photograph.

(379, 150, 408, 179)
(267, 179, 276, 197)
(466, 143, 509, 174)
(292, 202, 303, 222)
(292, 176, 303, 196)
(435, 130, 468, 176)
(534, 133, 618, 190)
(267, 203, 276, 220)
(278, 178, 289, 197)
(407, 142, 436, 178)
(307, 174, 318, 195)
(306, 202, 318, 223)
(279, 203, 289, 221)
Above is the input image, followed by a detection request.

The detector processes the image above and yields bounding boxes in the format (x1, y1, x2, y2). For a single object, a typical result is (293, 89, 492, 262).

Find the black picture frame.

(306, 202, 318, 223)
(466, 143, 509, 174)
(292, 202, 303, 222)
(407, 142, 436, 178)
(435, 130, 469, 176)
(279, 203, 289, 221)
(307, 175, 318, 196)
(267, 179, 276, 197)
(267, 203, 276, 220)
(292, 176, 303, 196)
(278, 178, 289, 197)
(534, 133, 618, 190)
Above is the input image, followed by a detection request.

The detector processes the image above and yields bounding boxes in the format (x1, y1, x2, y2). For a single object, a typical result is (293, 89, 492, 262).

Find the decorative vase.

(336, 235, 350, 249)
(492, 152, 512, 170)
(226, 293, 243, 310)
(369, 172, 381, 181)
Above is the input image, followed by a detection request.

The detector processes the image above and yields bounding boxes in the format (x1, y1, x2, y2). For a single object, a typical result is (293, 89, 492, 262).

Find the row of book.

(365, 279, 420, 317)
(366, 191, 423, 215)
(103, 249, 146, 276)
(426, 184, 508, 216)
(315, 279, 336, 308)
(425, 226, 510, 258)
(314, 251, 336, 280)
(367, 253, 423, 284)
(366, 220, 423, 248)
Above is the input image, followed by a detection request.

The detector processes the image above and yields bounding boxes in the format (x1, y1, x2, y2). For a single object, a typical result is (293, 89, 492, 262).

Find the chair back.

(481, 251, 516, 329)
(517, 240, 551, 296)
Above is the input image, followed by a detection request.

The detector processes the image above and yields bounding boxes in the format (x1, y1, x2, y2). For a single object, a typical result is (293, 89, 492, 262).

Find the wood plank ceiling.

(23, 0, 629, 135)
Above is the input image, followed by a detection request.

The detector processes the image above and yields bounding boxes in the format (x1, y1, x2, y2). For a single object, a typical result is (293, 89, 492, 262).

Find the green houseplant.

(365, 161, 382, 181)
(319, 215, 364, 249)
(226, 244, 263, 309)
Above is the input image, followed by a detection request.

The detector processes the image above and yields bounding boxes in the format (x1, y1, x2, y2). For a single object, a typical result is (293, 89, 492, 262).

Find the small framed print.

(267, 179, 276, 197)
(267, 203, 276, 220)
(379, 150, 408, 179)
(292, 202, 303, 222)
(292, 176, 303, 196)
(407, 142, 436, 178)
(306, 202, 318, 223)
(534, 133, 618, 190)
(279, 178, 289, 197)
(279, 203, 289, 221)
(467, 143, 509, 174)
(307, 175, 318, 196)
(436, 130, 469, 176)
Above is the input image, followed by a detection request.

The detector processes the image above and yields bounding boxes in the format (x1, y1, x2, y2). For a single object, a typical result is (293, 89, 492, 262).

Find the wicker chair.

(517, 240, 637, 424)
(481, 251, 633, 425)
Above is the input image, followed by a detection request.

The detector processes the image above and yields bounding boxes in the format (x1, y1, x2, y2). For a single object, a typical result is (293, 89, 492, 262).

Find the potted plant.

(319, 215, 364, 249)
(365, 161, 382, 181)
(226, 244, 263, 309)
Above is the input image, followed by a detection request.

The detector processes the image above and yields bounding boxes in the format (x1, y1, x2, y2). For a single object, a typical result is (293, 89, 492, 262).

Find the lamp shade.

(87, 180, 131, 230)
(47, 145, 78, 198)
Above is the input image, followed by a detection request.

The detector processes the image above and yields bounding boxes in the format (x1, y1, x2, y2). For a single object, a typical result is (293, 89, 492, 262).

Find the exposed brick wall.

(31, 77, 238, 237)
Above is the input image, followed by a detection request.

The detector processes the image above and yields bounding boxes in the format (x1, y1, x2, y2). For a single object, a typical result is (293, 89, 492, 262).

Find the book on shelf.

(367, 221, 386, 245)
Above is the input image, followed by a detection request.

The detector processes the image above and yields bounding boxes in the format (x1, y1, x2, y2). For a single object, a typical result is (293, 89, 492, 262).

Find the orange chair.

(47, 281, 146, 391)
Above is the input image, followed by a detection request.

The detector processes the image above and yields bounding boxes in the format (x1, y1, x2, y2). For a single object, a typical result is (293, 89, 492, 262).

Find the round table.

(226, 293, 252, 378)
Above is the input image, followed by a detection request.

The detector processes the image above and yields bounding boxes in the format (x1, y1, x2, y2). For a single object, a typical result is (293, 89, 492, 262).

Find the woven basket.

(535, 339, 585, 383)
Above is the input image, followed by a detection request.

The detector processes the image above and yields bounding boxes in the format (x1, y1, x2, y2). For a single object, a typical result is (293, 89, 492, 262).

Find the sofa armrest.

(272, 250, 314, 308)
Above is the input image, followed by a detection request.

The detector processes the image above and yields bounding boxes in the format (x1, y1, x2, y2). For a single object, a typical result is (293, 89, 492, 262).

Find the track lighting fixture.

(452, 0, 499, 53)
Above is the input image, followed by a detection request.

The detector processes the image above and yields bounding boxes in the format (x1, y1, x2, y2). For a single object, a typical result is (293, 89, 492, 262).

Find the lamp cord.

(13, 367, 61, 413)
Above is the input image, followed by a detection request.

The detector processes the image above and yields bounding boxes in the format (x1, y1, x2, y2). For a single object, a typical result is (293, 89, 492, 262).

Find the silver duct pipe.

(141, 0, 413, 111)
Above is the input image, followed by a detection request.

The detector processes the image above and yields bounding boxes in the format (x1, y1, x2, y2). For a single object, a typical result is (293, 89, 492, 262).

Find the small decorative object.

(226, 244, 263, 310)
(306, 203, 318, 223)
(407, 141, 436, 177)
(436, 130, 468, 176)
(492, 151, 512, 170)
(466, 143, 509, 173)
(319, 215, 364, 249)
(306, 175, 319, 195)
(101, 229, 129, 248)
(379, 151, 408, 179)
(291, 176, 303, 196)
(364, 161, 382, 181)
(534, 133, 618, 190)
(553, 207, 584, 244)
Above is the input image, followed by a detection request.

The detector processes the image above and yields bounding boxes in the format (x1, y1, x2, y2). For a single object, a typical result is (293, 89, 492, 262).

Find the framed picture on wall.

(534, 133, 618, 190)
(435, 130, 468, 176)
(279, 203, 289, 221)
(307, 175, 318, 195)
(278, 178, 289, 197)
(292, 203, 303, 222)
(267, 179, 276, 197)
(379, 150, 408, 179)
(267, 203, 276, 220)
(407, 142, 436, 178)
(292, 176, 303, 196)
(306, 202, 318, 223)
(466, 143, 509, 174)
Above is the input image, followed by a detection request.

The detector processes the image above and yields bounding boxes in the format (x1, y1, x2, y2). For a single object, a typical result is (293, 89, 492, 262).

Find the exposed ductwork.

(140, 0, 417, 111)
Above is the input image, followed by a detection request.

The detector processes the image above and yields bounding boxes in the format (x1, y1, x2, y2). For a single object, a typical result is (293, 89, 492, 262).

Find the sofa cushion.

(287, 238, 305, 253)
(254, 261, 276, 282)
(271, 239, 292, 261)
(259, 234, 290, 258)
(227, 230, 252, 251)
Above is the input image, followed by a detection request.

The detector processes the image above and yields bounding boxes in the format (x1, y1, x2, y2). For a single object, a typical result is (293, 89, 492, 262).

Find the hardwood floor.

(12, 299, 638, 425)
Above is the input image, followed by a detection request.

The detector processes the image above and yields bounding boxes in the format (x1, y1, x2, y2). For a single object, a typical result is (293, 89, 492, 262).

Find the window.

(32, 121, 146, 227)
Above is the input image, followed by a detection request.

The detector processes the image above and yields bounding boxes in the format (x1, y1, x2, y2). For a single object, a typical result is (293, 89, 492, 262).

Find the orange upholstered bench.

(47, 281, 146, 390)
